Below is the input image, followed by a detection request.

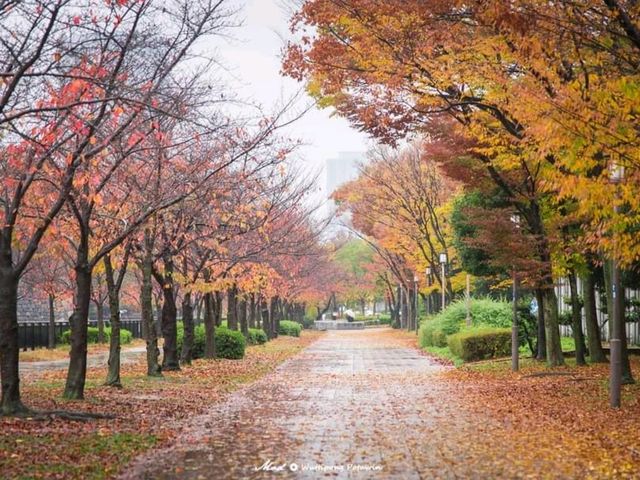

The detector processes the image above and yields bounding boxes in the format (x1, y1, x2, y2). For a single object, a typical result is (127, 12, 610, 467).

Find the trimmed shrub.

(378, 314, 392, 325)
(279, 320, 301, 337)
(418, 298, 513, 349)
(177, 323, 246, 359)
(447, 327, 511, 362)
(60, 327, 132, 345)
(215, 327, 246, 359)
(247, 328, 267, 345)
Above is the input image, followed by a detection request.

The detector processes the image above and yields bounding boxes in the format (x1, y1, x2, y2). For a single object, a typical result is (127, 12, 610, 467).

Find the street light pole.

(439, 252, 447, 311)
(610, 162, 624, 408)
(414, 274, 419, 332)
(465, 274, 471, 327)
(426, 267, 432, 316)
(510, 214, 521, 372)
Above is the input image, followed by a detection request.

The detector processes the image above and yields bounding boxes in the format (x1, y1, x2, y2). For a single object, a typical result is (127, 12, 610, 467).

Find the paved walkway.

(123, 329, 485, 479)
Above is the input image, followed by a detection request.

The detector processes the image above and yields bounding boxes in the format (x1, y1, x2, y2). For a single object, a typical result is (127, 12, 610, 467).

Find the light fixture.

(610, 161, 625, 184)
(439, 252, 447, 264)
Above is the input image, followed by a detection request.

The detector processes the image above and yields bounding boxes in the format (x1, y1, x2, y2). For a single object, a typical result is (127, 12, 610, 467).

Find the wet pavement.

(122, 329, 483, 480)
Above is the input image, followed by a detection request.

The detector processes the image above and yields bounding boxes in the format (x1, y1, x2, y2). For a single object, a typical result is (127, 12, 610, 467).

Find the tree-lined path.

(123, 329, 489, 479)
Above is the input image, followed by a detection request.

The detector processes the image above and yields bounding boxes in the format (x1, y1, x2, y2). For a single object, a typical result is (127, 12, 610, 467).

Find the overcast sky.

(215, 0, 370, 198)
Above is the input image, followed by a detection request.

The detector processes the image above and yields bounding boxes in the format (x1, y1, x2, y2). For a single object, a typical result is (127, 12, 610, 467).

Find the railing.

(555, 278, 640, 345)
(18, 319, 143, 351)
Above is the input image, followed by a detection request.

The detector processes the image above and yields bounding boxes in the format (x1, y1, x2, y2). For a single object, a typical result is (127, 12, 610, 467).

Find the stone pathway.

(122, 329, 490, 480)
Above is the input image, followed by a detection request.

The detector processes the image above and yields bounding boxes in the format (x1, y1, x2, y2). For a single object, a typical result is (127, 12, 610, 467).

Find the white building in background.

(325, 152, 366, 230)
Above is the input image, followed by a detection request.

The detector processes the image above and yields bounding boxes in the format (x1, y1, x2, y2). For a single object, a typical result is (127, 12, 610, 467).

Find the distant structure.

(324, 152, 365, 234)
(326, 152, 363, 196)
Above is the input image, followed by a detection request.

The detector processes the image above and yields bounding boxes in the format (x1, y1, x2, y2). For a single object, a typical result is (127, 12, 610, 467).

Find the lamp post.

(510, 213, 521, 372)
(465, 274, 471, 327)
(439, 252, 447, 311)
(426, 267, 432, 316)
(610, 162, 624, 408)
(413, 274, 419, 332)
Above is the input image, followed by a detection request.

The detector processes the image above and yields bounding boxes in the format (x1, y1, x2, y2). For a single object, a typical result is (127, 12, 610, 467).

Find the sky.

(214, 0, 370, 200)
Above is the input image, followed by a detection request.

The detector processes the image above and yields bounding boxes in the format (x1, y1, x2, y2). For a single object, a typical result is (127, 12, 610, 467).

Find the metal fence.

(18, 319, 143, 351)
(556, 278, 640, 346)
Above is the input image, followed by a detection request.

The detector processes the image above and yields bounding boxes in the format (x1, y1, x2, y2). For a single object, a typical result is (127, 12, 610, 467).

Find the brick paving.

(123, 329, 487, 480)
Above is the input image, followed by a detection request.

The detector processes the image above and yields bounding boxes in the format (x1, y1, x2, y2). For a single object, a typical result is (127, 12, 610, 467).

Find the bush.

(215, 327, 246, 359)
(279, 320, 301, 337)
(301, 317, 316, 329)
(60, 326, 133, 345)
(177, 323, 245, 359)
(378, 314, 392, 325)
(418, 298, 513, 349)
(247, 328, 267, 345)
(447, 327, 511, 362)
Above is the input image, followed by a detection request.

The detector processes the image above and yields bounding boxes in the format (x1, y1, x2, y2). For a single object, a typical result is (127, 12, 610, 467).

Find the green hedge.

(247, 328, 267, 345)
(215, 327, 246, 359)
(278, 320, 301, 337)
(419, 298, 513, 348)
(60, 327, 132, 345)
(447, 327, 511, 362)
(378, 314, 392, 325)
(177, 323, 246, 360)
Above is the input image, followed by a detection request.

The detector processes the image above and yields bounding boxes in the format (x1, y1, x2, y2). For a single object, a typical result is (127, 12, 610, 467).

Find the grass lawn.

(19, 339, 146, 363)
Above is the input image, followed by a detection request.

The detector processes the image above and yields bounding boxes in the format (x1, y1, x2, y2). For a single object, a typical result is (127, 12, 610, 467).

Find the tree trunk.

(249, 294, 256, 329)
(542, 288, 564, 367)
(274, 296, 282, 335)
(64, 261, 92, 400)
(583, 269, 607, 363)
(227, 285, 238, 330)
(535, 289, 546, 361)
(156, 256, 179, 371)
(616, 283, 635, 384)
(568, 272, 587, 366)
(141, 231, 161, 377)
(0, 268, 28, 415)
(195, 295, 203, 326)
(96, 301, 105, 344)
(393, 286, 401, 329)
(261, 299, 271, 339)
(181, 291, 194, 365)
(203, 292, 216, 359)
(48, 293, 56, 350)
(604, 259, 614, 339)
(239, 297, 248, 337)
(401, 288, 409, 330)
(104, 255, 122, 387)
(269, 297, 278, 338)
(214, 291, 222, 326)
